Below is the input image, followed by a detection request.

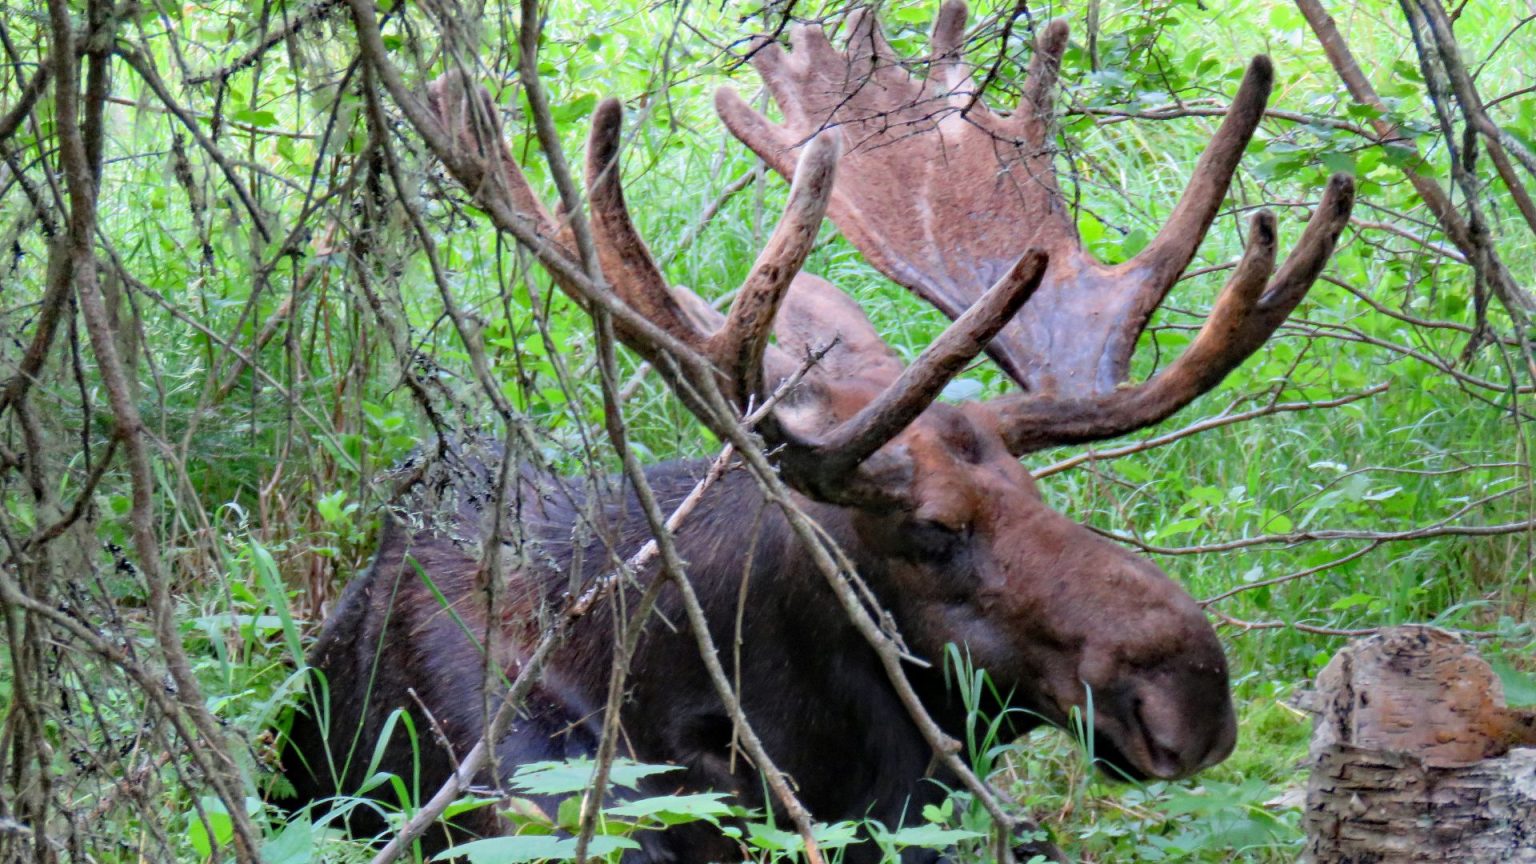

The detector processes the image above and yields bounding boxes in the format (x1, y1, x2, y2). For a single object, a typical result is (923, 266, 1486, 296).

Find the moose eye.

(904, 519, 969, 563)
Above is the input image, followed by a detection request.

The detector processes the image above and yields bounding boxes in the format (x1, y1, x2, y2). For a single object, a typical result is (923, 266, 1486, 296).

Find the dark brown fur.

(271, 8, 1336, 857)
(279, 407, 1234, 862)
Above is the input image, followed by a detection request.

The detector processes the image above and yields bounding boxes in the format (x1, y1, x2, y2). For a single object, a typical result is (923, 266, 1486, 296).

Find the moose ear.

(673, 275, 905, 439)
(670, 277, 904, 394)
(667, 283, 803, 388)
(666, 282, 726, 334)
(774, 274, 904, 387)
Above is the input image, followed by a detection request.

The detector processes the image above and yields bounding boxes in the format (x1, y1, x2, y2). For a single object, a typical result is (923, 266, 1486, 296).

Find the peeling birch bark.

(1302, 626, 1536, 862)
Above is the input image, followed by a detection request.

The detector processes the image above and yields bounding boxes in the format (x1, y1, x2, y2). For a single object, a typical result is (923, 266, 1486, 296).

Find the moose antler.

(426, 72, 836, 412)
(717, 1, 1356, 454)
(583, 96, 837, 407)
(425, 73, 1049, 503)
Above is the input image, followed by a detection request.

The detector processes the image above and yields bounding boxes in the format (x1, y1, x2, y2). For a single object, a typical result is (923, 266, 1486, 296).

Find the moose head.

(693, 3, 1352, 779)
(288, 2, 1355, 853)
(424, 1, 1352, 784)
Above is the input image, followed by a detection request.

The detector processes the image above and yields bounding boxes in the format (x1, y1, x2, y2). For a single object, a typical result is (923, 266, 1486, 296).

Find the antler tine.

(587, 98, 855, 419)
(707, 130, 842, 409)
(1016, 19, 1071, 145)
(762, 250, 1051, 507)
(1261, 174, 1357, 315)
(818, 249, 1050, 475)
(426, 72, 560, 239)
(845, 7, 902, 82)
(714, 86, 799, 179)
(994, 175, 1356, 455)
(790, 19, 841, 68)
(928, 0, 971, 94)
(584, 98, 705, 350)
(1125, 56, 1274, 284)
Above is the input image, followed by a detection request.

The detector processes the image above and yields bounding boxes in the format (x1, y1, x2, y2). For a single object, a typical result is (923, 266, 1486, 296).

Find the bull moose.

(278, 4, 1355, 861)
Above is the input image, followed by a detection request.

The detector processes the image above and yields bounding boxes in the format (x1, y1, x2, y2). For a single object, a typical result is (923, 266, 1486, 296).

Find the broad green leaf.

(508, 759, 681, 795)
(873, 823, 987, 849)
(605, 792, 735, 826)
(1491, 659, 1536, 708)
(1154, 517, 1204, 540)
(261, 814, 314, 864)
(1329, 592, 1376, 612)
(434, 834, 638, 863)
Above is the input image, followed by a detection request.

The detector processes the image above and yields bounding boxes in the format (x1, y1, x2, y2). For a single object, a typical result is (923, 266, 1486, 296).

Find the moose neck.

(524, 459, 1022, 824)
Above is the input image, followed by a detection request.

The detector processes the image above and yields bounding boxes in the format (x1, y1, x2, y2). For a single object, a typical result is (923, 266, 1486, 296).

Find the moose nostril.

(1124, 678, 1238, 780)
(1134, 699, 1190, 779)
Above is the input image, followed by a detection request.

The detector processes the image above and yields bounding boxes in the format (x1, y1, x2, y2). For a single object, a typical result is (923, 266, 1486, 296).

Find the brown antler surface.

(718, 2, 1356, 453)
(426, 73, 1052, 502)
(426, 72, 563, 243)
(584, 97, 856, 415)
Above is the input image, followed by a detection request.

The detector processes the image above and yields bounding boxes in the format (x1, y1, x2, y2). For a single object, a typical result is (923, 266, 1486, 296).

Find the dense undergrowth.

(2, 0, 1535, 861)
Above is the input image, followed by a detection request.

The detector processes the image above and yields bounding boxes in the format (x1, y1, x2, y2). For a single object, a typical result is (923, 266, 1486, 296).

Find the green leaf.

(250, 540, 304, 666)
(873, 823, 987, 849)
(1329, 592, 1376, 611)
(1361, 485, 1402, 503)
(434, 834, 639, 863)
(552, 93, 599, 124)
(812, 821, 861, 849)
(1077, 211, 1105, 247)
(605, 792, 735, 827)
(1378, 142, 1423, 170)
(187, 797, 231, 860)
(231, 108, 278, 127)
(555, 795, 583, 832)
(746, 820, 859, 853)
(1154, 517, 1204, 540)
(316, 489, 353, 524)
(261, 814, 313, 864)
(1491, 659, 1536, 707)
(1189, 486, 1225, 506)
(1392, 59, 1423, 83)
(1321, 151, 1355, 176)
(187, 796, 259, 860)
(1120, 227, 1148, 259)
(508, 759, 681, 796)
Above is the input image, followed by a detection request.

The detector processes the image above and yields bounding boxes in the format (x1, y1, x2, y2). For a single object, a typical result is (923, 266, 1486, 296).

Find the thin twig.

(1200, 541, 1382, 606)
(1211, 609, 1379, 638)
(1035, 384, 1390, 478)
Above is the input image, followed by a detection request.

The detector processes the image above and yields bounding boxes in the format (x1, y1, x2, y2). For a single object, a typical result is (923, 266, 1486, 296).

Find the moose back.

(277, 3, 1354, 861)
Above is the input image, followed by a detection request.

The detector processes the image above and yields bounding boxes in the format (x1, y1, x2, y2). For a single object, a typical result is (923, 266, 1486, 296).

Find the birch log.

(1303, 625, 1536, 862)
